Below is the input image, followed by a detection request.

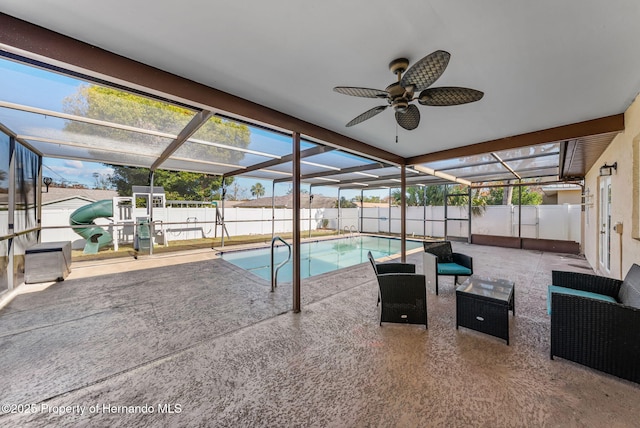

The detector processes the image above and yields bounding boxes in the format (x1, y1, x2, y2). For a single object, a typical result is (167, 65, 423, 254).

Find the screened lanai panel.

(258, 160, 345, 177)
(463, 168, 558, 183)
(190, 121, 298, 159)
(284, 161, 338, 177)
(518, 167, 559, 179)
(505, 156, 559, 171)
(0, 57, 198, 135)
(320, 171, 381, 182)
(239, 169, 292, 181)
(418, 153, 497, 171)
(24, 139, 156, 168)
(416, 142, 561, 180)
(0, 132, 8, 237)
(1, 108, 174, 159)
(406, 175, 443, 186)
(494, 143, 560, 160)
(303, 150, 378, 170)
(170, 143, 275, 169)
(441, 162, 507, 178)
(160, 158, 243, 175)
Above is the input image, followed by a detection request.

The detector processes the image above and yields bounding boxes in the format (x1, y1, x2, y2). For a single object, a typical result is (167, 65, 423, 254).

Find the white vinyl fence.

(36, 202, 581, 250)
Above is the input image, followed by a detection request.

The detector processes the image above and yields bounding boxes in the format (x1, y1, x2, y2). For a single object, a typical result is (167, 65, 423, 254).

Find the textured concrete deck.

(1, 242, 639, 427)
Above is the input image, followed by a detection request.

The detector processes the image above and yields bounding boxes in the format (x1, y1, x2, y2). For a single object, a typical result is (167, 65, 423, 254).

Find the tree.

(484, 185, 542, 205)
(227, 181, 248, 201)
(392, 184, 486, 216)
(335, 196, 357, 208)
(353, 195, 380, 203)
(250, 182, 265, 198)
(92, 172, 112, 190)
(62, 85, 250, 200)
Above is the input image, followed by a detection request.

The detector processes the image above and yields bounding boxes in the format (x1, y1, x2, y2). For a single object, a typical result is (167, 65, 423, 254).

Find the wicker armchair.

(367, 251, 427, 328)
(549, 264, 640, 383)
(422, 241, 473, 295)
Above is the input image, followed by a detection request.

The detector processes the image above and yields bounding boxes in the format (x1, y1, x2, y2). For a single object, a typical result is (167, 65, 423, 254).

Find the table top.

(456, 275, 514, 303)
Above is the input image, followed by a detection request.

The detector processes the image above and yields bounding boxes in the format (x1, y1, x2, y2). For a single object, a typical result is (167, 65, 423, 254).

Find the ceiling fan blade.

(401, 50, 450, 92)
(346, 106, 387, 127)
(418, 87, 484, 106)
(333, 86, 388, 99)
(395, 105, 420, 130)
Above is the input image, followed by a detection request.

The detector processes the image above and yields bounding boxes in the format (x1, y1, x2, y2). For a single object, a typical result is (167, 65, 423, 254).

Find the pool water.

(219, 235, 423, 282)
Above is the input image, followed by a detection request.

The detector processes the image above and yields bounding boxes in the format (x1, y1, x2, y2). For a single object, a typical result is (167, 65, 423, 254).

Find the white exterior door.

(598, 176, 612, 274)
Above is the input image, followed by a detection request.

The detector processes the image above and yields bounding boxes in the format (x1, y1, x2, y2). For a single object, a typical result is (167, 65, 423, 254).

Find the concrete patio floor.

(1, 241, 639, 427)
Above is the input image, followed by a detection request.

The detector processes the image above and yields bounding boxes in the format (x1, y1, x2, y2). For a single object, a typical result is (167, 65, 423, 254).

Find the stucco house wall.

(584, 94, 640, 278)
(557, 189, 582, 205)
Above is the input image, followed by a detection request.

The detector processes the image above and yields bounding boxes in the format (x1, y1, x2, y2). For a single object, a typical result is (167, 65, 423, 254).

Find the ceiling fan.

(333, 50, 483, 131)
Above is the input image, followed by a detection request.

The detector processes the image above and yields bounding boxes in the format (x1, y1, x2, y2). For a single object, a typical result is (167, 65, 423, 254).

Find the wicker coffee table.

(456, 276, 515, 345)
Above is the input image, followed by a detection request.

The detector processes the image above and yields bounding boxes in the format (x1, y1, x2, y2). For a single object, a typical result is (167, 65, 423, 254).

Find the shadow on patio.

(1, 242, 639, 426)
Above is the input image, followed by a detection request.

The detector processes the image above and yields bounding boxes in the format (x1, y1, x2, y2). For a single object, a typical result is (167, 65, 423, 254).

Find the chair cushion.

(618, 264, 640, 309)
(424, 241, 454, 263)
(437, 263, 472, 276)
(547, 285, 617, 315)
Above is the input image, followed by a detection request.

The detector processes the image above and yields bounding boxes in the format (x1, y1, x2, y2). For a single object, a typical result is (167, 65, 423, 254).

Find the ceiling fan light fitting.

(393, 100, 409, 113)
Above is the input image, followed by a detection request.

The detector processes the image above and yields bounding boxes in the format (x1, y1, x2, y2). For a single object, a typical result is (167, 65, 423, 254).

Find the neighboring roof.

(541, 184, 582, 197)
(41, 188, 118, 205)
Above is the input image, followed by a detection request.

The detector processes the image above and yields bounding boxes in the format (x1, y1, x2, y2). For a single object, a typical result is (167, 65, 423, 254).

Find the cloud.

(44, 160, 114, 186)
(64, 160, 84, 168)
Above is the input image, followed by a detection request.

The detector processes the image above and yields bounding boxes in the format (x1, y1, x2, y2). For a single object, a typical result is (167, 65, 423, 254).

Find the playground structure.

(69, 186, 228, 254)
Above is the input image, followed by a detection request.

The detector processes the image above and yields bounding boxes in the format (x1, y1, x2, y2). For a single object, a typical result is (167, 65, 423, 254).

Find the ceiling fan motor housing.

(389, 58, 409, 75)
(335, 50, 483, 130)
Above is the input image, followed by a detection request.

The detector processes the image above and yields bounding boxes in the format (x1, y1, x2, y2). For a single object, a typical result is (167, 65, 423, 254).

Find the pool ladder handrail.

(270, 236, 291, 292)
(344, 225, 357, 236)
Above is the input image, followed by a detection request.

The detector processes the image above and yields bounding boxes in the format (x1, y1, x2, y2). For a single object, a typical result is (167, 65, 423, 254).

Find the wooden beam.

(406, 114, 624, 165)
(0, 13, 404, 165)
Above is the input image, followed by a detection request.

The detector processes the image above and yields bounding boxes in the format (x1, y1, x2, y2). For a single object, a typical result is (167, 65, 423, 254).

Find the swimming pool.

(219, 235, 423, 282)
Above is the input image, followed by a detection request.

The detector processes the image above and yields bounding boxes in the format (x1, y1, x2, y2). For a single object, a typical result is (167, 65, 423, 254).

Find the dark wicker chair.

(367, 251, 427, 328)
(422, 241, 473, 295)
(549, 264, 640, 384)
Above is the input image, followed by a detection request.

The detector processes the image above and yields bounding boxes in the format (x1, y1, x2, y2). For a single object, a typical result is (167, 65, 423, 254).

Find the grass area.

(71, 229, 341, 262)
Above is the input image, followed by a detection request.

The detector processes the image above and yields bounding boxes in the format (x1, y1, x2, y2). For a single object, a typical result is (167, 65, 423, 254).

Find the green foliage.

(109, 166, 232, 201)
(354, 195, 381, 203)
(250, 182, 266, 199)
(484, 186, 542, 205)
(392, 185, 486, 216)
(391, 185, 454, 206)
(62, 85, 251, 200)
(335, 196, 357, 208)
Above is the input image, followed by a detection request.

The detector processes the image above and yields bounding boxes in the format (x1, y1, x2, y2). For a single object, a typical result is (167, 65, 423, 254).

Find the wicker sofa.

(549, 264, 640, 383)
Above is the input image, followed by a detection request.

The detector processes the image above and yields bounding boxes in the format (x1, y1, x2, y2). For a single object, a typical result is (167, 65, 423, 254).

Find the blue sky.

(41, 157, 377, 201)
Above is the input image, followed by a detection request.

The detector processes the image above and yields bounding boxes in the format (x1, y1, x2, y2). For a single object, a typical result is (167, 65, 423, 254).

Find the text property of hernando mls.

(1, 403, 182, 416)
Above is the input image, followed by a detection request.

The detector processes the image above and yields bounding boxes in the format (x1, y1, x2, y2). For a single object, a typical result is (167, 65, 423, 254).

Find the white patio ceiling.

(0, 1, 639, 187)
